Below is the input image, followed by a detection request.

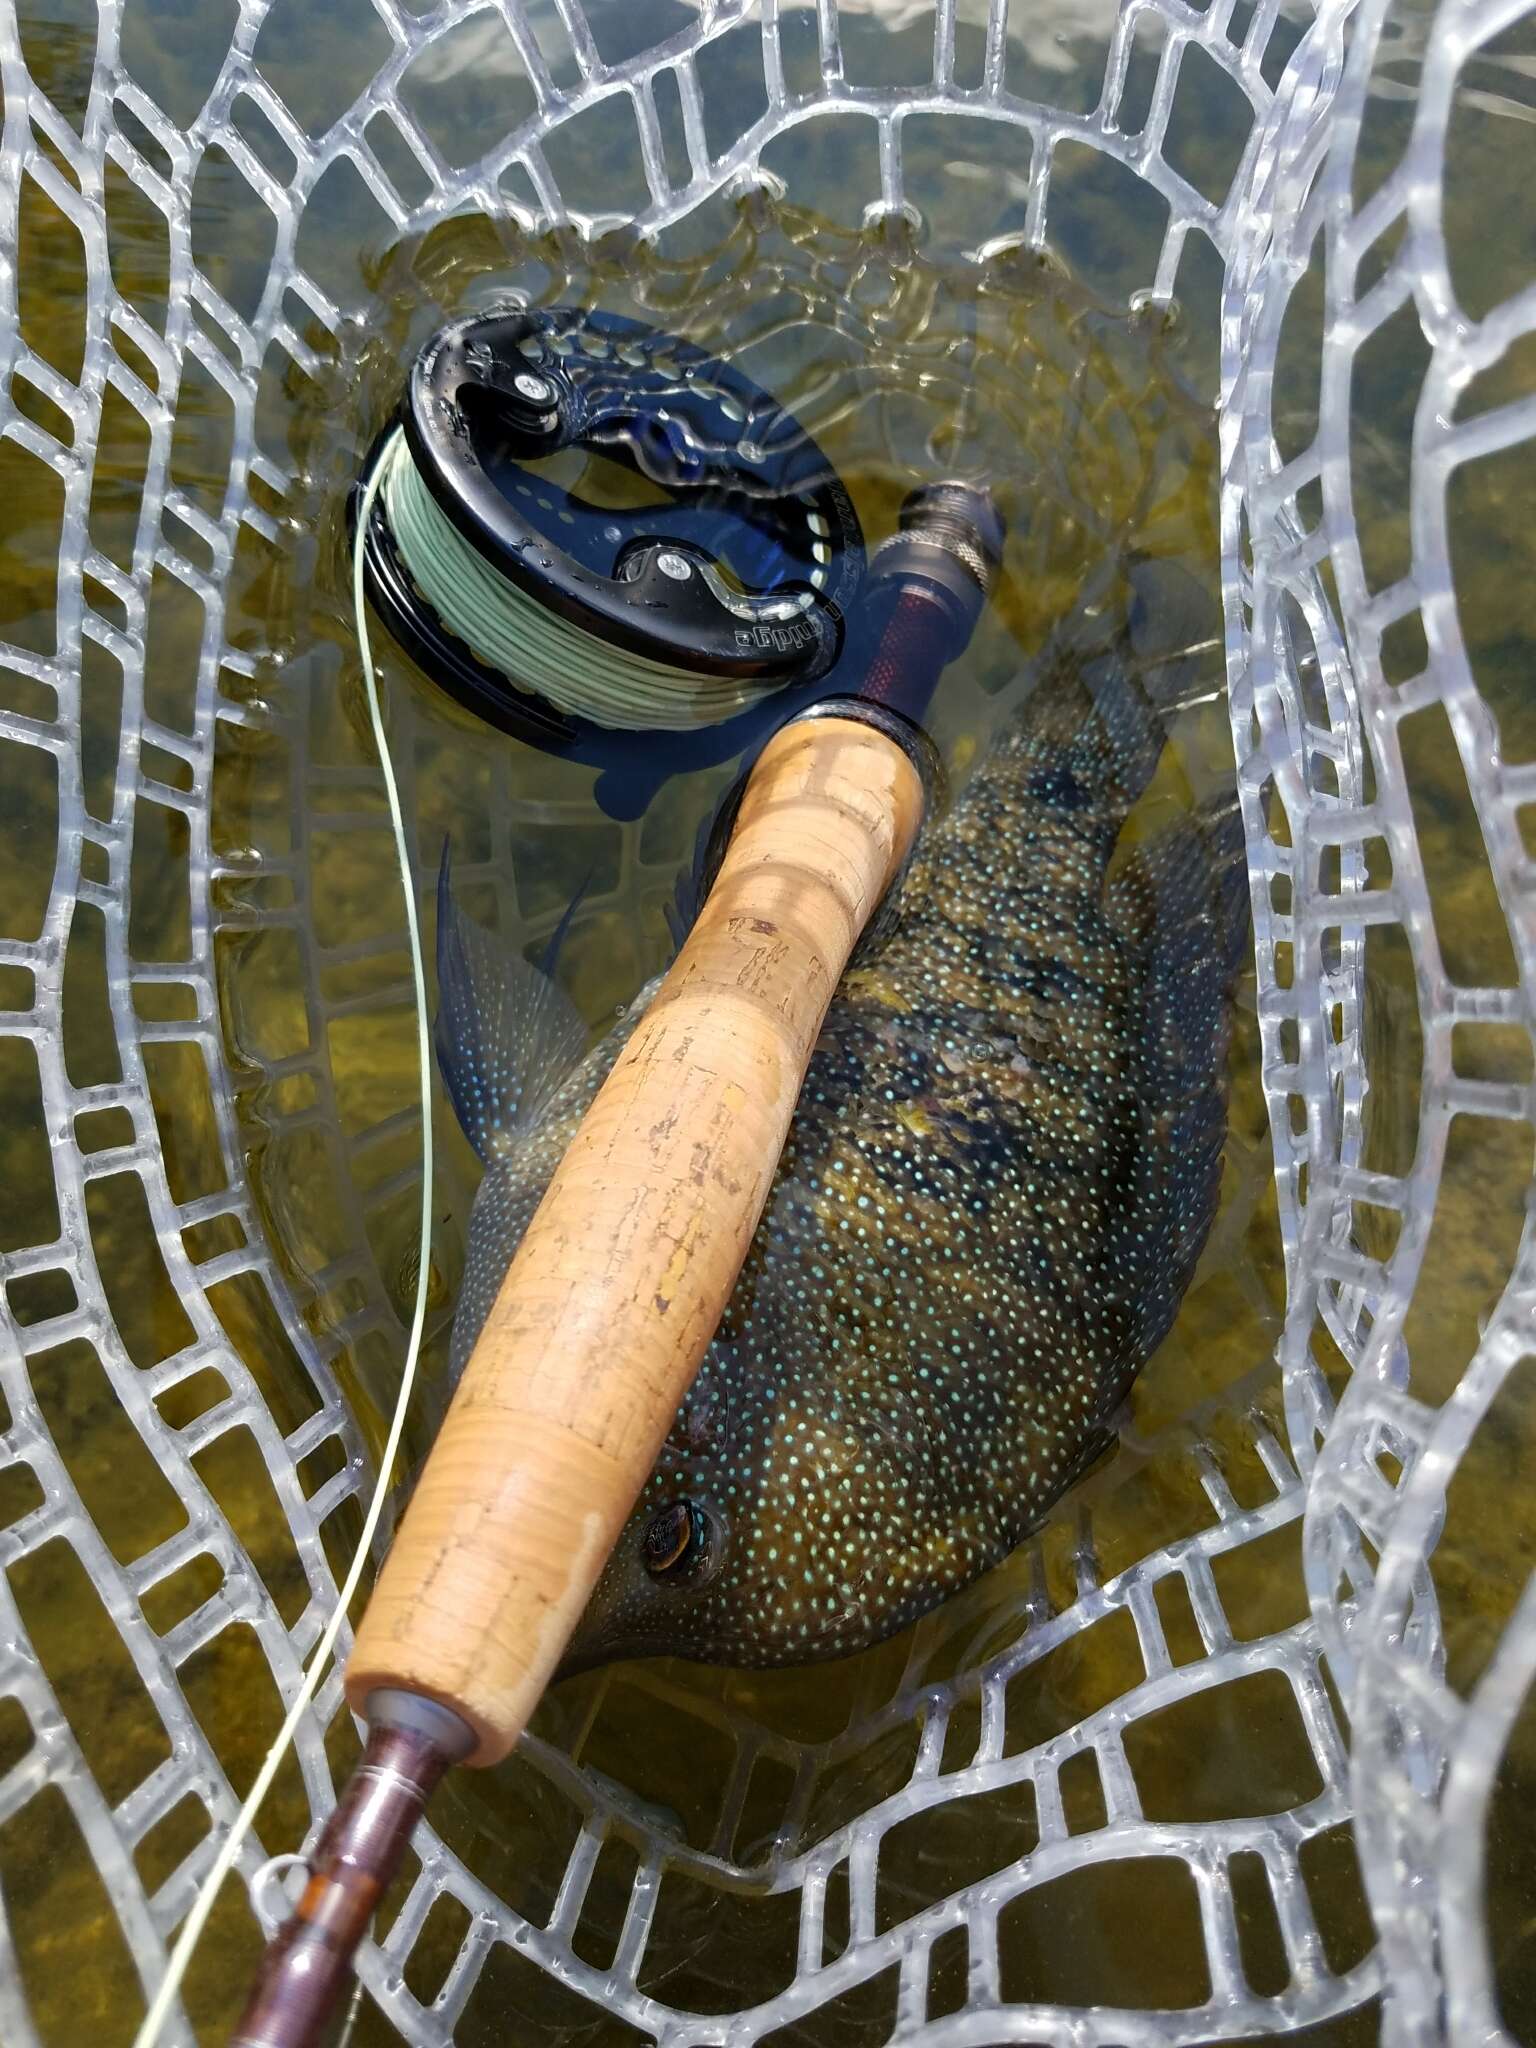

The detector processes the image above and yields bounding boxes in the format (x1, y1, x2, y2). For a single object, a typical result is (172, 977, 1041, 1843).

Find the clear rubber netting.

(0, 0, 1531, 2043)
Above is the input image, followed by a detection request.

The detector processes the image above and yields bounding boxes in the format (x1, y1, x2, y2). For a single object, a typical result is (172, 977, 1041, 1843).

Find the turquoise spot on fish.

(433, 556, 1249, 1676)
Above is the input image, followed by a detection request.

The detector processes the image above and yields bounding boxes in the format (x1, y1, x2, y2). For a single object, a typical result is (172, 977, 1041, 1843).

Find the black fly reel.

(358, 305, 864, 819)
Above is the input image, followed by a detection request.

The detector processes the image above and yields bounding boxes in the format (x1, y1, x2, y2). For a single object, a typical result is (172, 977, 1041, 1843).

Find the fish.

(432, 555, 1248, 1676)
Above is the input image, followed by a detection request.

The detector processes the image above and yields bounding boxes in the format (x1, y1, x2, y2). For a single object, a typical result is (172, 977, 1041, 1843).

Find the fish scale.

(434, 556, 1247, 1675)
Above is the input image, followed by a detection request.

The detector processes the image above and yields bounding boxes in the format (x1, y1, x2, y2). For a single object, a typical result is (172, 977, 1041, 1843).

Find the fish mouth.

(548, 1636, 623, 1685)
(548, 1610, 883, 1685)
(550, 1622, 684, 1685)
(548, 1625, 746, 1684)
(551, 1612, 756, 1682)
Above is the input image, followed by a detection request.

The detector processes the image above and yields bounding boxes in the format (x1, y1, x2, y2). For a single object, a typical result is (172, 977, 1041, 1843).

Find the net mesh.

(0, 0, 1527, 2041)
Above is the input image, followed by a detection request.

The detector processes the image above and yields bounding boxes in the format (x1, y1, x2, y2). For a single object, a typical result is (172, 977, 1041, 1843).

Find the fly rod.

(231, 306, 1000, 2046)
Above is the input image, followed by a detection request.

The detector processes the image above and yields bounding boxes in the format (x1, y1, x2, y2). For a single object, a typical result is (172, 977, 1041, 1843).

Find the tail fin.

(1016, 554, 1223, 819)
(434, 843, 589, 1164)
(1104, 791, 1251, 1366)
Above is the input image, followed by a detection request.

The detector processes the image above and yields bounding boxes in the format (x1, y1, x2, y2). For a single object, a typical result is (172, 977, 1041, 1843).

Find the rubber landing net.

(0, 1, 1531, 2043)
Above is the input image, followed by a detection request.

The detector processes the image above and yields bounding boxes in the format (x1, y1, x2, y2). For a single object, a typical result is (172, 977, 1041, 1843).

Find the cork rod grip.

(345, 715, 924, 1765)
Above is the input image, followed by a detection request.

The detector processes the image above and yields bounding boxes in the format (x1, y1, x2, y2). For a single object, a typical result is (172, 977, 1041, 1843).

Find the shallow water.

(207, 188, 1300, 2032)
(2, 0, 1535, 2043)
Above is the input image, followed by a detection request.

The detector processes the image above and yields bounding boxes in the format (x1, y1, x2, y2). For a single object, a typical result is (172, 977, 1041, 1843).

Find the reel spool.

(358, 305, 864, 819)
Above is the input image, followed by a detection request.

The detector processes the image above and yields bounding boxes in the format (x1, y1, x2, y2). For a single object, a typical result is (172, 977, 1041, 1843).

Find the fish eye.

(641, 1498, 712, 1582)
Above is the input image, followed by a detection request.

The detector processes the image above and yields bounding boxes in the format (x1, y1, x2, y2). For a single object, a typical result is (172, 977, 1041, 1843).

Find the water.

(211, 194, 1289, 2040)
(2, 0, 1534, 2042)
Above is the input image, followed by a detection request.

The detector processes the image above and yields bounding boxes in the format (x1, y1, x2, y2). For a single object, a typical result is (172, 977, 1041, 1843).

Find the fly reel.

(358, 305, 864, 819)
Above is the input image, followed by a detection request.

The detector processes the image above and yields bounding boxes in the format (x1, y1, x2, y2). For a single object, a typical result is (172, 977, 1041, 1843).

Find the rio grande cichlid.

(431, 556, 1248, 1676)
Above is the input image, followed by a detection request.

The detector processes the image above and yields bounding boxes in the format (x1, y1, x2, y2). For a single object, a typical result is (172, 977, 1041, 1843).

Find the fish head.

(553, 1372, 930, 1678)
(553, 1482, 737, 1678)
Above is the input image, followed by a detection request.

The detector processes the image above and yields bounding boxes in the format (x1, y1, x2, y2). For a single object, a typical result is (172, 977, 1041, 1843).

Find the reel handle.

(343, 712, 924, 1763)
